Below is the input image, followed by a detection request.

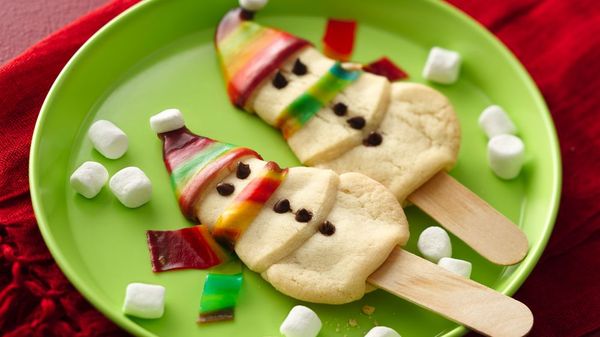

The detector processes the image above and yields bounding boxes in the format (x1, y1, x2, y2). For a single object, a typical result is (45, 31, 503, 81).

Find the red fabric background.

(0, 0, 598, 336)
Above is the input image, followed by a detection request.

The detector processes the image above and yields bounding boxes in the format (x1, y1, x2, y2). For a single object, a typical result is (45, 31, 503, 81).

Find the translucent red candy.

(362, 57, 409, 81)
(322, 19, 357, 61)
(147, 226, 230, 272)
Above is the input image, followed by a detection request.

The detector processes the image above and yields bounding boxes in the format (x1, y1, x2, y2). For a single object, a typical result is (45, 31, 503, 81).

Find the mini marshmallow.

(417, 226, 452, 263)
(150, 109, 185, 134)
(280, 305, 322, 337)
(488, 134, 525, 180)
(438, 257, 472, 279)
(123, 283, 165, 319)
(365, 326, 402, 337)
(70, 161, 109, 198)
(109, 167, 152, 208)
(239, 0, 268, 12)
(478, 105, 517, 138)
(88, 120, 128, 159)
(422, 47, 462, 84)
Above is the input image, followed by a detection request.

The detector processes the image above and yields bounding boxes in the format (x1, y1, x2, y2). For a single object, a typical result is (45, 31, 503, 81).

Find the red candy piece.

(322, 19, 357, 61)
(363, 57, 409, 81)
(147, 226, 230, 272)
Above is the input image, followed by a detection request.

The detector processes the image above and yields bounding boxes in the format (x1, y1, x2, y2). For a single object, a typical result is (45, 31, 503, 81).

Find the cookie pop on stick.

(151, 109, 532, 336)
(215, 3, 528, 266)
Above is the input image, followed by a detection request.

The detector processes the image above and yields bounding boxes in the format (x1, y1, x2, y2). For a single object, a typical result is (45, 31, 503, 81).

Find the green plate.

(30, 0, 561, 336)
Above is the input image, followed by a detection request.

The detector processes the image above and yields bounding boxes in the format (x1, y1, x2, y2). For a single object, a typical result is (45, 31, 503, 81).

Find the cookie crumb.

(362, 305, 375, 315)
(348, 319, 358, 327)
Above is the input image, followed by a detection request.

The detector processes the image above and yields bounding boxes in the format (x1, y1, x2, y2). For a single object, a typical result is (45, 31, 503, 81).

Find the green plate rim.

(29, 0, 562, 336)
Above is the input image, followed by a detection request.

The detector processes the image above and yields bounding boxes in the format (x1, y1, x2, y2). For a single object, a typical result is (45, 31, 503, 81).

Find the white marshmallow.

(122, 283, 165, 319)
(280, 305, 322, 337)
(417, 226, 452, 263)
(422, 47, 462, 84)
(70, 161, 109, 198)
(109, 167, 152, 208)
(478, 105, 517, 138)
(150, 109, 185, 134)
(365, 326, 402, 337)
(239, 0, 268, 11)
(88, 120, 128, 159)
(438, 257, 472, 279)
(487, 134, 525, 180)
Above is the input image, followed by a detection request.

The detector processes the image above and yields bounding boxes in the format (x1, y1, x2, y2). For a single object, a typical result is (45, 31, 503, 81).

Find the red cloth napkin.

(0, 0, 598, 336)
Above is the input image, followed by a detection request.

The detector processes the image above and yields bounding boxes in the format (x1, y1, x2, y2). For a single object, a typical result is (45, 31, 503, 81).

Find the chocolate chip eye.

(347, 116, 366, 130)
(318, 221, 336, 236)
(292, 58, 308, 76)
(363, 131, 383, 146)
(216, 182, 235, 196)
(236, 162, 251, 179)
(295, 208, 313, 222)
(272, 71, 288, 89)
(273, 199, 291, 213)
(332, 102, 348, 116)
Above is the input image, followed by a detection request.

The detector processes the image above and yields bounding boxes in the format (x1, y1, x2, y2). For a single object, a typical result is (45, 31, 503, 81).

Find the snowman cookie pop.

(150, 108, 532, 336)
(214, 1, 528, 266)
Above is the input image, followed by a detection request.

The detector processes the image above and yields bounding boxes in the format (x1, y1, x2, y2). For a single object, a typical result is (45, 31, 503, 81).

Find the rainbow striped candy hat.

(215, 7, 311, 109)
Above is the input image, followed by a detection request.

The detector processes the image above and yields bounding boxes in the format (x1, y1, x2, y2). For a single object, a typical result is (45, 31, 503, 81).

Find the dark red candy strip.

(363, 57, 409, 81)
(147, 226, 230, 272)
(322, 19, 357, 61)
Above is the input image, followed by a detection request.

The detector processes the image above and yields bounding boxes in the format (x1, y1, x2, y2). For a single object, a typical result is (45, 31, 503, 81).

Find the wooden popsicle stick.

(408, 171, 529, 265)
(368, 248, 533, 337)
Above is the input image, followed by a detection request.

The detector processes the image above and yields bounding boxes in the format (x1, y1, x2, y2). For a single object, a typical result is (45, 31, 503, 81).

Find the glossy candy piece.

(213, 161, 288, 248)
(146, 226, 230, 272)
(159, 127, 260, 220)
(215, 8, 311, 108)
(275, 62, 360, 138)
(363, 57, 409, 81)
(198, 271, 244, 323)
(322, 19, 357, 61)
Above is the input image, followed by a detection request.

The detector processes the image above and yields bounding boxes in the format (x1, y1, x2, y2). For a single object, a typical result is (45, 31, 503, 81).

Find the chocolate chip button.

(318, 221, 336, 236)
(295, 208, 313, 222)
(292, 59, 308, 76)
(272, 71, 288, 89)
(347, 116, 366, 130)
(333, 102, 348, 116)
(216, 182, 235, 196)
(236, 162, 251, 179)
(363, 132, 383, 146)
(273, 199, 291, 213)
